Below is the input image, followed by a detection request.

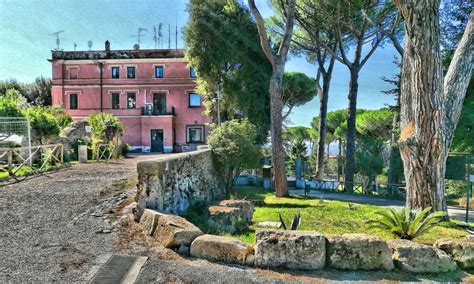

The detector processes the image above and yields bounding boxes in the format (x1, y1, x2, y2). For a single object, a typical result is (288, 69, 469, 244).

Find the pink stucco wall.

(51, 51, 211, 152)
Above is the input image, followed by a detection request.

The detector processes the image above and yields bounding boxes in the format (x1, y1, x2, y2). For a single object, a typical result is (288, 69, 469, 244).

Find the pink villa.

(50, 41, 210, 153)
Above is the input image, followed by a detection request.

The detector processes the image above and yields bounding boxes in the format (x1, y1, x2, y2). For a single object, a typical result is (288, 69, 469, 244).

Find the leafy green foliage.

(0, 77, 52, 106)
(87, 113, 123, 159)
(282, 72, 316, 116)
(25, 106, 61, 144)
(208, 119, 262, 193)
(184, 0, 272, 143)
(366, 207, 448, 240)
(0, 89, 28, 118)
(0, 90, 71, 144)
(87, 112, 123, 138)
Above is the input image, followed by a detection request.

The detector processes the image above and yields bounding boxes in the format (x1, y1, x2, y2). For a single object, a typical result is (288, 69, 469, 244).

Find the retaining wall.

(134, 149, 224, 219)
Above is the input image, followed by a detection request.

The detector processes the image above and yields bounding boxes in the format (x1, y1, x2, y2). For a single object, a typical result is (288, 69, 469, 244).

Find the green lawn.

(201, 186, 469, 245)
(0, 166, 33, 179)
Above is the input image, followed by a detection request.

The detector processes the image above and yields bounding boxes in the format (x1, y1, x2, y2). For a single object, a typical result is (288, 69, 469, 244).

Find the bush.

(208, 119, 262, 193)
(25, 106, 62, 144)
(87, 113, 123, 159)
(446, 180, 468, 199)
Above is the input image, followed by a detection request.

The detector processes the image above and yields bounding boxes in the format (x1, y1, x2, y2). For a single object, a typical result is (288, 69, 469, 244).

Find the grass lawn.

(186, 186, 469, 246)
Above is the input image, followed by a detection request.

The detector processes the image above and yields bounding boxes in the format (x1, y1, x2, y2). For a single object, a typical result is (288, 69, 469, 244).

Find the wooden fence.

(0, 144, 64, 180)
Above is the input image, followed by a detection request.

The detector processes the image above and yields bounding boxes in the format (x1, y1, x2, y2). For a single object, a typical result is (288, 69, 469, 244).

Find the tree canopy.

(184, 0, 272, 143)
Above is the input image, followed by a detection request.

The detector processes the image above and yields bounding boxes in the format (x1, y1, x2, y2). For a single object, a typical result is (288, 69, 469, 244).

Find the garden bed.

(184, 186, 470, 246)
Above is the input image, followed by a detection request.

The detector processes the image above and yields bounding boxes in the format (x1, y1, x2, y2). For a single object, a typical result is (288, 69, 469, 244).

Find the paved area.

(289, 189, 474, 223)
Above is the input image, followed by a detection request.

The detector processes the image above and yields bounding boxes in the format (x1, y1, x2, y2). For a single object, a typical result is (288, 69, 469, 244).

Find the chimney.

(133, 44, 140, 50)
(105, 40, 110, 52)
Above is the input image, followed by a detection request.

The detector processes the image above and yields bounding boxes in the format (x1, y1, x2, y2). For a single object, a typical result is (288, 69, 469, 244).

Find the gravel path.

(0, 156, 160, 282)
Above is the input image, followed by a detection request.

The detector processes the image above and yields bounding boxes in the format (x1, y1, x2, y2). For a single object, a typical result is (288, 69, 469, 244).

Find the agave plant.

(279, 211, 301, 230)
(366, 207, 448, 240)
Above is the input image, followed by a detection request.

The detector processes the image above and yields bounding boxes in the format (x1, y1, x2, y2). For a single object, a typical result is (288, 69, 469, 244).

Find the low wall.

(134, 149, 224, 218)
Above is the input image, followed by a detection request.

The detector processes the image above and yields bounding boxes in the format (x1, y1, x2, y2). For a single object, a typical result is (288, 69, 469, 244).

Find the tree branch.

(360, 34, 384, 67)
(361, 9, 403, 56)
(248, 0, 276, 69)
(444, 11, 474, 136)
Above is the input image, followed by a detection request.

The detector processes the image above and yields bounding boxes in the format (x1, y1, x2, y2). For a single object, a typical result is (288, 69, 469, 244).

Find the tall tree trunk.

(395, 2, 474, 212)
(248, 0, 294, 198)
(395, 2, 450, 212)
(344, 68, 359, 192)
(270, 64, 289, 197)
(316, 71, 333, 180)
(387, 93, 401, 186)
(337, 138, 343, 180)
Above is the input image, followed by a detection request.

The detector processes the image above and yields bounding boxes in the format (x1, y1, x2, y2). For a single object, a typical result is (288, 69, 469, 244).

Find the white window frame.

(186, 125, 205, 143)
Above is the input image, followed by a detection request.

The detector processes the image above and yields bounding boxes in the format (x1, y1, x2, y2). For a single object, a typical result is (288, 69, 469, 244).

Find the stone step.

(90, 255, 148, 284)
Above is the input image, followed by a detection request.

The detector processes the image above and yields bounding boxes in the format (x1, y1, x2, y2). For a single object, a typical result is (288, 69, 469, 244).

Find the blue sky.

(0, 0, 399, 127)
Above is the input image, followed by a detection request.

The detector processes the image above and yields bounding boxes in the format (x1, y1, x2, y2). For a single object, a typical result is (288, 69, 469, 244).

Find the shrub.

(25, 106, 62, 144)
(87, 113, 123, 159)
(366, 207, 448, 240)
(208, 119, 262, 193)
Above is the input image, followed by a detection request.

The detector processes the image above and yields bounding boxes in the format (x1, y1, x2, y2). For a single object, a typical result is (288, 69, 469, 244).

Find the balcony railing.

(141, 105, 176, 116)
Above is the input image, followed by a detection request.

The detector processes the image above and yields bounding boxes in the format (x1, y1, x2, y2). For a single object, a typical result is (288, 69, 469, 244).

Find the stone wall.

(134, 149, 224, 219)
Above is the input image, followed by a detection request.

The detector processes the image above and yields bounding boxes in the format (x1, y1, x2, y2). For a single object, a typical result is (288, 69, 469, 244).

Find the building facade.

(50, 42, 210, 153)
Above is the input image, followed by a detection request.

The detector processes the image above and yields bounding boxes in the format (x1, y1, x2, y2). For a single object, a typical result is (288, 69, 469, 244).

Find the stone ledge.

(190, 234, 254, 265)
(255, 229, 326, 270)
(388, 239, 457, 273)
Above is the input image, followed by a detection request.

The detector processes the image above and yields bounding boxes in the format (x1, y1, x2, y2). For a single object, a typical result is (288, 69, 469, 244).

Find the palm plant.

(366, 207, 448, 240)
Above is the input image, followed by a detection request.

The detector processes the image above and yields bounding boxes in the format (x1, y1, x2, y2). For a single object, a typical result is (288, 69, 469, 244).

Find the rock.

(326, 234, 394, 271)
(153, 213, 203, 249)
(255, 229, 325, 270)
(218, 200, 255, 224)
(245, 254, 255, 266)
(139, 209, 161, 236)
(190, 234, 254, 264)
(208, 206, 242, 234)
(102, 229, 112, 234)
(177, 245, 190, 256)
(388, 239, 457, 273)
(434, 237, 474, 270)
(256, 221, 282, 229)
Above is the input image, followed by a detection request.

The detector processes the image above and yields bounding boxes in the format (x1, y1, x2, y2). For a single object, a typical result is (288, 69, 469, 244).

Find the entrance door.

(153, 93, 166, 115)
(150, 129, 164, 152)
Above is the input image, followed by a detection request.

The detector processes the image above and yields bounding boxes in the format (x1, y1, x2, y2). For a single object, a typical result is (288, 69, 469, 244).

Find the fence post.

(7, 149, 12, 175)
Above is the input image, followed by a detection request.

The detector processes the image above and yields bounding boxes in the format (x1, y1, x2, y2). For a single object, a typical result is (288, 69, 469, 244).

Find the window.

(127, 67, 136, 79)
(187, 125, 204, 143)
(127, 93, 136, 109)
(69, 94, 78, 109)
(111, 93, 120, 109)
(155, 66, 164, 78)
(189, 67, 197, 78)
(111, 67, 120, 79)
(188, 93, 201, 107)
(69, 68, 78, 79)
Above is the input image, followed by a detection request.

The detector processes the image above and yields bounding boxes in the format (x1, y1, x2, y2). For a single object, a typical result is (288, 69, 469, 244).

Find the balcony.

(141, 105, 176, 116)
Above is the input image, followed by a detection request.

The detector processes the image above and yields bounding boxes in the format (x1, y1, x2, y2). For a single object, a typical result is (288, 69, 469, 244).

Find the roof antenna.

(131, 27, 148, 45)
(88, 40, 93, 51)
(175, 11, 178, 50)
(74, 42, 77, 51)
(49, 31, 64, 51)
(168, 24, 171, 49)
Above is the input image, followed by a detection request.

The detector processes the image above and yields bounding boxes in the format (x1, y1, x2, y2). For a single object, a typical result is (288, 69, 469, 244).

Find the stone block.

(255, 229, 326, 270)
(326, 234, 394, 271)
(208, 205, 242, 234)
(218, 200, 255, 224)
(434, 237, 474, 270)
(139, 209, 161, 236)
(153, 213, 203, 249)
(388, 239, 457, 273)
(190, 234, 254, 264)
